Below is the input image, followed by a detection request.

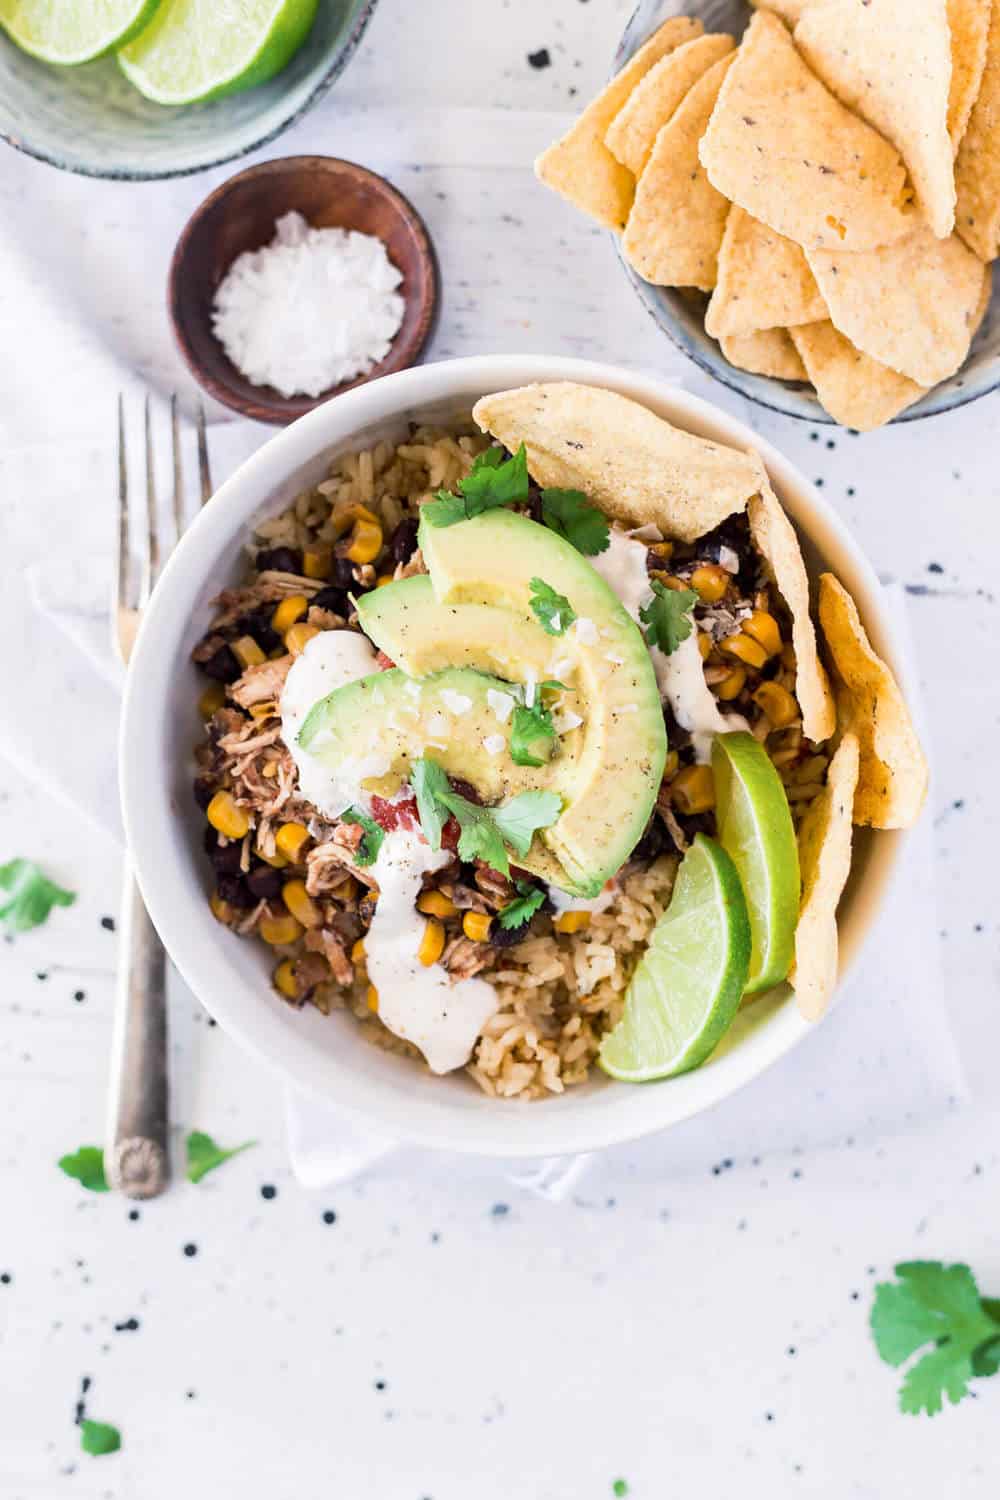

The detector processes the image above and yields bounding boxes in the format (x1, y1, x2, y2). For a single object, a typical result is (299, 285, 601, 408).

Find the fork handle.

(105, 863, 170, 1199)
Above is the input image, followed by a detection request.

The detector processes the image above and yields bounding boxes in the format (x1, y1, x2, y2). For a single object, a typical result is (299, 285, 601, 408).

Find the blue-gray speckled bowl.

(0, 0, 377, 181)
(617, 0, 1000, 424)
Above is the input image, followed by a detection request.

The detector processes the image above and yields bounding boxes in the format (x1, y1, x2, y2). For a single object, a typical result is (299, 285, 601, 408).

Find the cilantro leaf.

(342, 808, 385, 866)
(972, 1299, 1000, 1377)
(186, 1131, 256, 1185)
(421, 445, 529, 527)
(541, 488, 610, 556)
(80, 1420, 121, 1457)
(58, 1146, 107, 1193)
(0, 858, 75, 934)
(639, 581, 698, 655)
(498, 883, 546, 930)
(510, 702, 555, 768)
(529, 578, 576, 636)
(410, 757, 451, 851)
(490, 790, 562, 857)
(870, 1261, 1000, 1416)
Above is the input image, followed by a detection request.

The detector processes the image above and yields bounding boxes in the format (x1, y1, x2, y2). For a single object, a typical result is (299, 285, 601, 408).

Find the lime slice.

(0, 0, 161, 64)
(118, 0, 318, 106)
(599, 834, 751, 1082)
(712, 731, 800, 995)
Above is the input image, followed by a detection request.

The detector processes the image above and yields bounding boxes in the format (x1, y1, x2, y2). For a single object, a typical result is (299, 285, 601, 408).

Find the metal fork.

(106, 394, 212, 1199)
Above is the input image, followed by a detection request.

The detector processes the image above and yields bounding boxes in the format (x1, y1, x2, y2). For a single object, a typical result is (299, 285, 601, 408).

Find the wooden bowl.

(168, 155, 439, 425)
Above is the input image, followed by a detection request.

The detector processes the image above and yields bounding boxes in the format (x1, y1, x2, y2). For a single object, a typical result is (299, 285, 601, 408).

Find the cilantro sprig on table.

(639, 581, 698, 655)
(186, 1131, 256, 1184)
(871, 1261, 1000, 1415)
(80, 1419, 121, 1457)
(58, 1146, 108, 1193)
(529, 578, 576, 636)
(410, 756, 560, 877)
(420, 446, 610, 556)
(0, 858, 75, 934)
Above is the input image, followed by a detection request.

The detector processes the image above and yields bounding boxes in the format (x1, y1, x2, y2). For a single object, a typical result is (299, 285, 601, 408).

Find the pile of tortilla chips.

(536, 1, 999, 430)
(473, 381, 928, 1019)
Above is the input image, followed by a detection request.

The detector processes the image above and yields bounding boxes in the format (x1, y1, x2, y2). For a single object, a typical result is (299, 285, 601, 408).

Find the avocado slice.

(418, 508, 667, 894)
(357, 576, 564, 686)
(297, 665, 583, 891)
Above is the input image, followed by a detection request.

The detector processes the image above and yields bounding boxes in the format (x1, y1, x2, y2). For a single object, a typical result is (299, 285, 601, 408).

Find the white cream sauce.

(280, 629, 381, 818)
(365, 828, 498, 1074)
(549, 881, 618, 917)
(590, 528, 749, 764)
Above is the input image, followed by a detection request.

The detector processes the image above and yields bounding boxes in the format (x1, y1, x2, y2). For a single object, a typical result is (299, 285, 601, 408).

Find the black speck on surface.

(100, 916, 115, 932)
(825, 439, 835, 449)
(809, 431, 819, 442)
(36, 971, 47, 981)
(127, 1209, 140, 1223)
(927, 561, 944, 574)
(182, 1243, 198, 1258)
(74, 1374, 91, 1425)
(846, 486, 855, 496)
(787, 1345, 797, 1356)
(430, 1231, 441, 1244)
(814, 477, 824, 488)
(490, 1203, 509, 1216)
(849, 1290, 860, 1301)
(260, 1184, 277, 1201)
(528, 47, 551, 69)
(73, 989, 85, 1003)
(113, 1317, 140, 1333)
(765, 1411, 775, 1423)
(374, 1379, 387, 1392)
(322, 1209, 337, 1225)
(1, 1272, 11, 1285)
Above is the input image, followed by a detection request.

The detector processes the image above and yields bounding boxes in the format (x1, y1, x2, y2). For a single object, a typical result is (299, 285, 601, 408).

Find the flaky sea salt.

(212, 211, 406, 399)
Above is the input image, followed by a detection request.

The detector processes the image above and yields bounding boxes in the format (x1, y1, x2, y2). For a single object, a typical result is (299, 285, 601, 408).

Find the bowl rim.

(167, 153, 441, 423)
(120, 354, 913, 1157)
(614, 0, 1000, 427)
(0, 0, 378, 182)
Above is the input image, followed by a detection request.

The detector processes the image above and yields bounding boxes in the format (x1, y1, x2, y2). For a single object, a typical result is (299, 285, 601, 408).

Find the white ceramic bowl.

(121, 355, 909, 1157)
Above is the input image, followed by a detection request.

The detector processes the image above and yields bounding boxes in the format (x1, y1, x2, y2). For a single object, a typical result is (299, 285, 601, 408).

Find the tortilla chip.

(749, 0, 811, 21)
(805, 224, 987, 387)
(818, 574, 929, 828)
(534, 16, 703, 232)
(706, 207, 827, 338)
(948, 0, 992, 149)
(720, 328, 808, 381)
(472, 383, 763, 544)
(795, 0, 955, 238)
(974, 260, 994, 334)
(746, 461, 835, 744)
(955, 0, 1000, 259)
(621, 54, 736, 291)
(790, 732, 860, 1021)
(789, 322, 928, 431)
(605, 33, 735, 177)
(699, 12, 913, 253)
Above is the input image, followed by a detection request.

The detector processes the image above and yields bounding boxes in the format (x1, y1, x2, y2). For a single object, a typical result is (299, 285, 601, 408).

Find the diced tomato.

(375, 650, 395, 670)
(441, 815, 461, 853)
(369, 794, 417, 832)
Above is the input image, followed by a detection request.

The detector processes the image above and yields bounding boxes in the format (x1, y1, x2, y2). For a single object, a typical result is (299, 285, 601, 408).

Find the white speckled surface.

(1, 1, 999, 1493)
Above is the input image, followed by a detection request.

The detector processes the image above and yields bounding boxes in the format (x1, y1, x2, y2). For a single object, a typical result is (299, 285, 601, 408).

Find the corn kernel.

(206, 790, 249, 840)
(690, 564, 730, 603)
(249, 701, 276, 719)
(462, 911, 492, 943)
(283, 878, 321, 929)
(254, 843, 288, 869)
(303, 547, 332, 580)
(647, 541, 674, 562)
(719, 633, 769, 670)
(232, 634, 266, 670)
(275, 822, 309, 861)
(345, 517, 383, 565)
(259, 908, 304, 946)
(209, 892, 235, 925)
(662, 749, 680, 781)
(329, 502, 379, 539)
(272, 594, 309, 635)
(351, 938, 367, 964)
(286, 622, 320, 657)
(752, 681, 800, 728)
(742, 610, 782, 658)
(367, 985, 379, 1013)
(418, 917, 446, 967)
(554, 910, 591, 934)
(198, 682, 226, 720)
(672, 764, 716, 815)
(716, 664, 747, 701)
(337, 876, 359, 904)
(417, 889, 459, 919)
(273, 959, 298, 1000)
(697, 631, 712, 660)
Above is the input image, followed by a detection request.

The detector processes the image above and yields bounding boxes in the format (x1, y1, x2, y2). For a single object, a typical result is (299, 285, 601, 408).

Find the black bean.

(526, 487, 544, 525)
(390, 516, 419, 565)
(256, 546, 302, 575)
(208, 836, 243, 876)
(200, 644, 240, 683)
(216, 874, 253, 909)
(632, 818, 668, 864)
(331, 557, 356, 589)
(193, 778, 215, 812)
(247, 865, 284, 902)
(311, 586, 349, 615)
(490, 922, 527, 949)
(240, 606, 281, 654)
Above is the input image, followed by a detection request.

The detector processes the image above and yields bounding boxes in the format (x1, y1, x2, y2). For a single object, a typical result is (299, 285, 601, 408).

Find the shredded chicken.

(208, 571, 321, 629)
(304, 927, 354, 987)
(393, 547, 427, 581)
(441, 935, 496, 981)
(655, 788, 689, 853)
(230, 655, 292, 709)
(305, 839, 377, 895)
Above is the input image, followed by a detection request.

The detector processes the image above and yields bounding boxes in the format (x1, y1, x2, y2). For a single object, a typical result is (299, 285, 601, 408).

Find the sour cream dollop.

(281, 629, 380, 818)
(590, 529, 749, 763)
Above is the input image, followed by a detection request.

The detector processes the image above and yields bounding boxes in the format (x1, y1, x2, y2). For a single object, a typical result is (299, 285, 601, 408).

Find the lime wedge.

(0, 0, 162, 64)
(118, 0, 318, 105)
(712, 731, 800, 995)
(599, 834, 751, 1082)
